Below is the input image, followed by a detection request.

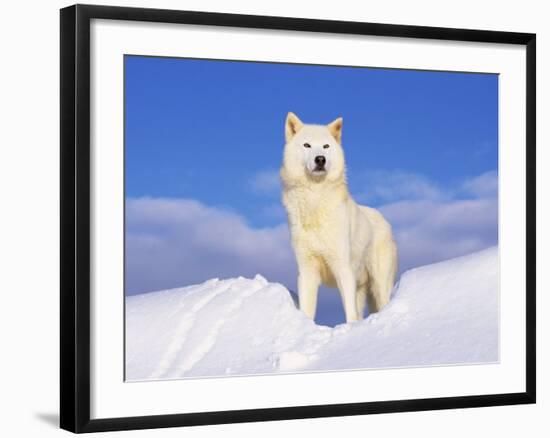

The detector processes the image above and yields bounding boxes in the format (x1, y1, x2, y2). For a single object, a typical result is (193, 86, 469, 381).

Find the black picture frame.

(60, 4, 536, 433)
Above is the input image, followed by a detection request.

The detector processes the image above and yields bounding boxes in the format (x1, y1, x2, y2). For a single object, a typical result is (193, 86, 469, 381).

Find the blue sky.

(125, 55, 498, 326)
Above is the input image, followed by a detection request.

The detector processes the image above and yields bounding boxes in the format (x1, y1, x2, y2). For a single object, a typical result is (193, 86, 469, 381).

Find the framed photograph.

(60, 4, 536, 433)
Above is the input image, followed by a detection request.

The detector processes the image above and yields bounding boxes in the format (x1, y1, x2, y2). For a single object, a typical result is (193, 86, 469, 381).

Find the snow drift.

(125, 247, 498, 381)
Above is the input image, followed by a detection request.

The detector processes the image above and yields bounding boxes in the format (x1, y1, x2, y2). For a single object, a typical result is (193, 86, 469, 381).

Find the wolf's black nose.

(315, 156, 326, 167)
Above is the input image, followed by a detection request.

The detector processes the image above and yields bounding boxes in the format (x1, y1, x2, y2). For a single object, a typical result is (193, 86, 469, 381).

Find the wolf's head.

(281, 112, 346, 186)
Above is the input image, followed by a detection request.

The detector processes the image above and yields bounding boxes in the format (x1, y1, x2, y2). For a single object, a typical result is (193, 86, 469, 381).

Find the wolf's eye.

(303, 143, 311, 148)
(323, 144, 330, 149)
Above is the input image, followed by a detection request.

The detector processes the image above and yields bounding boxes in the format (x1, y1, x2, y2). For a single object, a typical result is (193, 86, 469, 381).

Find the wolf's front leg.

(297, 266, 321, 320)
(334, 265, 360, 322)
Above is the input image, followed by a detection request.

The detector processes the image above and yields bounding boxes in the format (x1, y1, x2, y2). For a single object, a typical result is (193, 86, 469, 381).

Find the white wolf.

(280, 112, 398, 323)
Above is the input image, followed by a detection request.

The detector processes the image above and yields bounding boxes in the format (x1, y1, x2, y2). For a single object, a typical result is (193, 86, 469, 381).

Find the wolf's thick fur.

(280, 112, 398, 323)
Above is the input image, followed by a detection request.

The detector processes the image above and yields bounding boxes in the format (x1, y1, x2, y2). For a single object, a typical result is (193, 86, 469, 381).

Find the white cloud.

(126, 170, 498, 298)
(126, 198, 296, 295)
(249, 169, 281, 194)
(352, 168, 498, 272)
(381, 197, 497, 272)
(353, 169, 443, 203)
(460, 170, 498, 198)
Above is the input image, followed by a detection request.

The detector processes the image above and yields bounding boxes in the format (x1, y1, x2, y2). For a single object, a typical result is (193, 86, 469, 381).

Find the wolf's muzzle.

(314, 155, 326, 170)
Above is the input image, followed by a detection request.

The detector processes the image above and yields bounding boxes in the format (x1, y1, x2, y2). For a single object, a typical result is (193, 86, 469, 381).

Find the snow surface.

(126, 247, 498, 381)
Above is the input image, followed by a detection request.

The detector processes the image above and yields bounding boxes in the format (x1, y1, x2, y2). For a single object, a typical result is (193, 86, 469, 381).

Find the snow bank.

(125, 247, 498, 381)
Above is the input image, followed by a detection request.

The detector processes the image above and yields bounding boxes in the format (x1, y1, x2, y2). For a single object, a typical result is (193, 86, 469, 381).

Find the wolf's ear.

(285, 112, 304, 141)
(327, 117, 343, 143)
